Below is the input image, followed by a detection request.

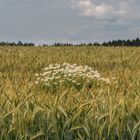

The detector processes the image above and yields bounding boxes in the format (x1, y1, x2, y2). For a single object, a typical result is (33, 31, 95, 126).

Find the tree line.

(0, 41, 34, 46)
(101, 38, 140, 47)
(52, 38, 140, 47)
(0, 38, 140, 47)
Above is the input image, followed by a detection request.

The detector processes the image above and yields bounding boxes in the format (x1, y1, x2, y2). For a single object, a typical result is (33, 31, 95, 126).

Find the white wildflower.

(35, 63, 113, 88)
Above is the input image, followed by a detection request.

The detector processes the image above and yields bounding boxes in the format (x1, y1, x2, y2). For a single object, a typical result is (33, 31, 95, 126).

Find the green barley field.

(0, 46, 140, 140)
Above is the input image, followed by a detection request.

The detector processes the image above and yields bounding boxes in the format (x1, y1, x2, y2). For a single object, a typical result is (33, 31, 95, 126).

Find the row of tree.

(52, 38, 140, 47)
(0, 41, 35, 46)
(0, 38, 140, 47)
(102, 38, 140, 47)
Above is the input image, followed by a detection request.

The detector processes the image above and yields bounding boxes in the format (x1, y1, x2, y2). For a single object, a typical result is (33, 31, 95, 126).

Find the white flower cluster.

(35, 63, 111, 87)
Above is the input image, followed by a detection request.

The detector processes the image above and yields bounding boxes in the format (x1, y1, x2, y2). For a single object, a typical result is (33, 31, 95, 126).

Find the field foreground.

(0, 46, 140, 140)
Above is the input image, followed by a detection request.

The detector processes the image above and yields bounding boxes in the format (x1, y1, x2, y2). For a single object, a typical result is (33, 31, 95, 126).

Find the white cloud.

(72, 0, 131, 19)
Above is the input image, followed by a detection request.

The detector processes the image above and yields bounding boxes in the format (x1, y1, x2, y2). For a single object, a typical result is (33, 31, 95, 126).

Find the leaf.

(97, 114, 109, 123)
(68, 126, 82, 133)
(132, 121, 140, 140)
(30, 130, 44, 140)
(58, 106, 68, 118)
(82, 125, 90, 137)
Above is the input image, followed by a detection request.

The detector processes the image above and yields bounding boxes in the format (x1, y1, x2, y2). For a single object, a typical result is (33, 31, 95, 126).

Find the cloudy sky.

(0, 0, 140, 44)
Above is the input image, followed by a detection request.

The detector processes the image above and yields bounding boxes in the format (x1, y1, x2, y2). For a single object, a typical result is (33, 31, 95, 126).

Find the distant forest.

(0, 38, 140, 47)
